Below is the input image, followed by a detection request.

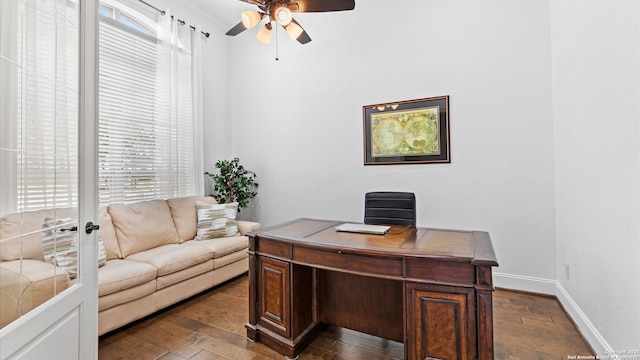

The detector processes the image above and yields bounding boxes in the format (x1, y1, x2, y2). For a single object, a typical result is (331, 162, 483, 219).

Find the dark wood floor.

(99, 275, 594, 359)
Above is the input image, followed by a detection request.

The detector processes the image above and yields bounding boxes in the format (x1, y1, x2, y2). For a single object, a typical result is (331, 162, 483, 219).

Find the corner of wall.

(555, 282, 612, 356)
(493, 272, 556, 295)
(494, 272, 614, 356)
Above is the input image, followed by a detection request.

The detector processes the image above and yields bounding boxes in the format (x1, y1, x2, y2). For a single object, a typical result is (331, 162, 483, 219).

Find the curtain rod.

(138, 0, 210, 38)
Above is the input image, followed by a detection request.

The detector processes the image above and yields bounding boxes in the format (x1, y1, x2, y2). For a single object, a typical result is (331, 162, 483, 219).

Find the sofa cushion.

(0, 207, 76, 261)
(212, 249, 248, 269)
(0, 267, 25, 328)
(195, 202, 239, 240)
(99, 206, 121, 260)
(125, 244, 212, 277)
(97, 259, 157, 297)
(98, 280, 156, 312)
(166, 196, 217, 243)
(184, 236, 248, 259)
(0, 260, 70, 327)
(108, 200, 180, 257)
(156, 260, 213, 290)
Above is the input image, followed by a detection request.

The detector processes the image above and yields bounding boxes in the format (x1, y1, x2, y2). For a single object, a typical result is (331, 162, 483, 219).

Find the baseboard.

(493, 272, 557, 295)
(493, 272, 612, 356)
(555, 282, 612, 357)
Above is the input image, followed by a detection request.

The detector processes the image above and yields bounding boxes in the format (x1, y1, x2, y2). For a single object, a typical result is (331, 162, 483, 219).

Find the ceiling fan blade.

(225, 21, 247, 36)
(296, 29, 312, 44)
(290, 0, 355, 13)
(238, 0, 268, 11)
(285, 18, 312, 44)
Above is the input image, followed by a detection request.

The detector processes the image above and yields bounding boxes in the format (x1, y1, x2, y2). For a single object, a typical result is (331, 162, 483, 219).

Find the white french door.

(0, 0, 99, 359)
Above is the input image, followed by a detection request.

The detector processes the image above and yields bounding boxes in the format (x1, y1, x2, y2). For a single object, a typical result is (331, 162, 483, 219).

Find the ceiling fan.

(225, 0, 355, 45)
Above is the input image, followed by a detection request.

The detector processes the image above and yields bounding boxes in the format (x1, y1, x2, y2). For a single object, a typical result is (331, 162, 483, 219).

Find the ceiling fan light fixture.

(256, 23, 273, 44)
(241, 10, 262, 29)
(284, 21, 304, 41)
(275, 6, 293, 26)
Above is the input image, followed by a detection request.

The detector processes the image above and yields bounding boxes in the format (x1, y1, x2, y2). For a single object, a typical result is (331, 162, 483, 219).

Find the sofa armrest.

(1, 260, 70, 328)
(237, 220, 261, 236)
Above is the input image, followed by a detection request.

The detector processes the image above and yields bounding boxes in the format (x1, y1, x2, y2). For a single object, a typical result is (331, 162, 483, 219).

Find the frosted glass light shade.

(241, 11, 262, 29)
(256, 24, 272, 44)
(275, 7, 292, 26)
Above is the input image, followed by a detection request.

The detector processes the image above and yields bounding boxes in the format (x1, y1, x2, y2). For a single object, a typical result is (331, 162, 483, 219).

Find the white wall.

(227, 0, 557, 281)
(550, 0, 640, 353)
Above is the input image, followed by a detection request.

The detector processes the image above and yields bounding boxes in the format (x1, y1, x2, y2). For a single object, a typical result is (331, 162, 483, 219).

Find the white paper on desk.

(335, 223, 391, 235)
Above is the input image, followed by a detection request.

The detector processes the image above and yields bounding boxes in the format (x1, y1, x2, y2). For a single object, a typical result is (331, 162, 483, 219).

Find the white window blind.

(98, 1, 196, 206)
(0, 0, 79, 215)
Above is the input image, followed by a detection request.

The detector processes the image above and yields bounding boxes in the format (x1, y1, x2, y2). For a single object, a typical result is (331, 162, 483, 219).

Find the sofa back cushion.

(0, 208, 76, 261)
(108, 200, 179, 258)
(99, 207, 121, 260)
(166, 196, 217, 243)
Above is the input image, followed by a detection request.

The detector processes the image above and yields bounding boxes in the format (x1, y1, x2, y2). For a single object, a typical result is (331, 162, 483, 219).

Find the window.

(0, 0, 80, 327)
(99, 3, 155, 38)
(0, 0, 79, 215)
(98, 0, 197, 205)
(1, 0, 200, 214)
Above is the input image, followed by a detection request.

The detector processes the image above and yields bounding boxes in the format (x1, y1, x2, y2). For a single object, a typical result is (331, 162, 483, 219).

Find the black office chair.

(364, 192, 416, 227)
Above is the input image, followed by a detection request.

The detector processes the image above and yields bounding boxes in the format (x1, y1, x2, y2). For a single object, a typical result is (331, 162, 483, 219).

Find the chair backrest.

(364, 192, 416, 226)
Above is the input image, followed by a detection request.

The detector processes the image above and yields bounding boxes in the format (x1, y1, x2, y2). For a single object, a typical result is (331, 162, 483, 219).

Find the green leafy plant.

(205, 158, 258, 211)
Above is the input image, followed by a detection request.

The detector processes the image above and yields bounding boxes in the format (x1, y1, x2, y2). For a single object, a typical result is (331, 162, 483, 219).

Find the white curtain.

(191, 23, 204, 196)
(98, 2, 204, 204)
(0, 0, 79, 215)
(0, 0, 19, 216)
(156, 10, 204, 197)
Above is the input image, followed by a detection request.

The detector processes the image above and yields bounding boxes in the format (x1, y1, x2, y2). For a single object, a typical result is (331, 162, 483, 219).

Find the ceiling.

(187, 0, 255, 28)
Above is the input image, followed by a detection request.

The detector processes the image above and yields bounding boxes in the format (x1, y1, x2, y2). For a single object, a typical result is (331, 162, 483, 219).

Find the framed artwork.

(363, 95, 450, 165)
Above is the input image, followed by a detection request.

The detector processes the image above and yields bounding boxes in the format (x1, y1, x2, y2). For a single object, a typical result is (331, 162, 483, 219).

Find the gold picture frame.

(363, 96, 450, 165)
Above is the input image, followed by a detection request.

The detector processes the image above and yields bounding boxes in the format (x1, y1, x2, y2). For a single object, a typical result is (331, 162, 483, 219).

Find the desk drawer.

(257, 238, 292, 259)
(293, 247, 402, 277)
(405, 258, 475, 284)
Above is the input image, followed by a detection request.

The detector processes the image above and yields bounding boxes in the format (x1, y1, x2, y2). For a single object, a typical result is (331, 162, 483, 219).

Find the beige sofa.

(0, 196, 259, 335)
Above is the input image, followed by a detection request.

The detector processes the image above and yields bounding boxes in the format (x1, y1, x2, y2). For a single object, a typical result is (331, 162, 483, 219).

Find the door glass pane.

(0, 0, 79, 329)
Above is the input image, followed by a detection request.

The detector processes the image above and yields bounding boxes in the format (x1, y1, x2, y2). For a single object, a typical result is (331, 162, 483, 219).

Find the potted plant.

(204, 158, 258, 211)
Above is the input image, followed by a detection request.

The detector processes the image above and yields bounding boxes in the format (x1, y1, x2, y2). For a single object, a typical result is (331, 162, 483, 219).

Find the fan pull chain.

(275, 24, 279, 61)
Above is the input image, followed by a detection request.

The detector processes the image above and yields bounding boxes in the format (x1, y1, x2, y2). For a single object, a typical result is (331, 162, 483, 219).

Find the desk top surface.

(252, 218, 498, 266)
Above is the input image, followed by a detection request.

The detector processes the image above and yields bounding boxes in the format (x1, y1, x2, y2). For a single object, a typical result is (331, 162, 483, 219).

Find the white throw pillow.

(42, 217, 79, 279)
(97, 235, 107, 267)
(42, 217, 107, 280)
(195, 202, 239, 240)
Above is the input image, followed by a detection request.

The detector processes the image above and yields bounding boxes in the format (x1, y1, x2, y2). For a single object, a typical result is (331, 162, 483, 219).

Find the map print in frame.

(371, 106, 440, 157)
(363, 96, 450, 165)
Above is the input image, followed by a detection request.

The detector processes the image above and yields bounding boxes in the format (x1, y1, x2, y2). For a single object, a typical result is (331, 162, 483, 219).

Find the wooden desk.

(245, 219, 499, 360)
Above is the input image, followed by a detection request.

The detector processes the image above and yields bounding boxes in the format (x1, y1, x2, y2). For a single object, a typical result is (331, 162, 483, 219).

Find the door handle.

(85, 221, 100, 234)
